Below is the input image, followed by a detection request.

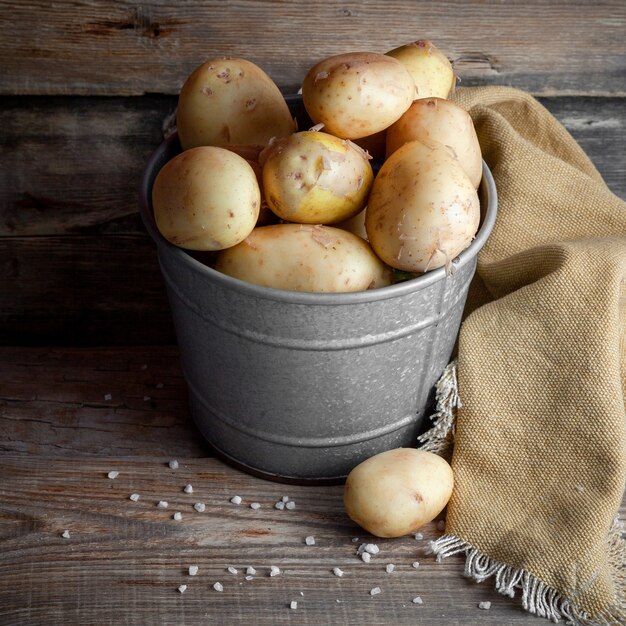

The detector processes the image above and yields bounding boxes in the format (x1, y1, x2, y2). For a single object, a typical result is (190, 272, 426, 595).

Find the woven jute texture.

(446, 86, 626, 623)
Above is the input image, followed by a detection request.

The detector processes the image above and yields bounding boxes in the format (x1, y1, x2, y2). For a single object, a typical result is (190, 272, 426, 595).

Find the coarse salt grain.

(107, 471, 119, 479)
(213, 582, 224, 592)
(173, 512, 182, 521)
(437, 520, 446, 531)
(227, 566, 238, 575)
(305, 536, 315, 546)
(246, 566, 256, 575)
(290, 601, 298, 610)
(575, 484, 585, 493)
(478, 601, 491, 610)
(245, 575, 254, 581)
(230, 495, 242, 505)
(269, 566, 280, 577)
(61, 530, 70, 539)
(188, 565, 198, 576)
(414, 532, 424, 541)
(178, 585, 187, 594)
(364, 543, 379, 555)
(104, 393, 112, 401)
(351, 537, 360, 543)
(143, 396, 151, 402)
(129, 493, 140, 502)
(274, 501, 285, 510)
(361, 552, 371, 563)
(412, 596, 423, 604)
(281, 495, 289, 503)
(250, 502, 261, 510)
(412, 561, 420, 569)
(183, 484, 193, 494)
(156, 383, 164, 389)
(370, 587, 381, 596)
(141, 364, 148, 370)
(157, 500, 169, 509)
(194, 502, 206, 513)
(386, 563, 395, 573)
(332, 567, 344, 577)
(168, 459, 179, 470)
(285, 501, 296, 510)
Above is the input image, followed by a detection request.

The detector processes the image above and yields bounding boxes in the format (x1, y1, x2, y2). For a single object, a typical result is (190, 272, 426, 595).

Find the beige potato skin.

(152, 146, 260, 251)
(386, 40, 455, 100)
(365, 139, 480, 273)
(262, 131, 374, 224)
(301, 52, 415, 140)
(214, 224, 392, 292)
(176, 58, 295, 150)
(343, 448, 454, 538)
(386, 97, 483, 188)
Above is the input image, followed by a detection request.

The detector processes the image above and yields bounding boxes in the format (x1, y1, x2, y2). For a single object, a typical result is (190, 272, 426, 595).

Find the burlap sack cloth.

(420, 86, 626, 625)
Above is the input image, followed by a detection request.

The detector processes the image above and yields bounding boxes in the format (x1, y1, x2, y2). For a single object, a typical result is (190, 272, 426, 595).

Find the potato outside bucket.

(139, 98, 497, 483)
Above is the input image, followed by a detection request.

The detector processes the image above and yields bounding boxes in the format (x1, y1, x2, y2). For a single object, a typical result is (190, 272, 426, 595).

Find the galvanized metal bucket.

(139, 107, 497, 483)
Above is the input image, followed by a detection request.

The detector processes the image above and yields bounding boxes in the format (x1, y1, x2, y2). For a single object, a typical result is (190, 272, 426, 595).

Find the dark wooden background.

(1, 0, 624, 346)
(1, 2, 625, 625)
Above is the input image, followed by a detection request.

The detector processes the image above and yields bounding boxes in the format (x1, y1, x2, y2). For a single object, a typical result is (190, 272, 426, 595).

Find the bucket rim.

(139, 113, 497, 306)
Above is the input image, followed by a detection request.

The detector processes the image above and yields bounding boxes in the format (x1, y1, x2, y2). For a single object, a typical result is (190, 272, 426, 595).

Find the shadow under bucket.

(139, 103, 497, 483)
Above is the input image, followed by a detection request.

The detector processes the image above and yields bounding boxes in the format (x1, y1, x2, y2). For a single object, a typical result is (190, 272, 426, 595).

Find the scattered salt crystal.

(290, 601, 298, 610)
(213, 582, 224, 592)
(188, 565, 198, 576)
(478, 601, 491, 610)
(104, 393, 112, 401)
(61, 530, 70, 539)
(300, 592, 304, 597)
(143, 396, 151, 402)
(250, 502, 261, 510)
(269, 566, 280, 577)
(227, 566, 238, 575)
(245, 575, 254, 581)
(364, 543, 379, 555)
(141, 364, 148, 370)
(437, 520, 446, 531)
(285, 501, 296, 510)
(386, 563, 395, 573)
(107, 471, 119, 479)
(351, 537, 360, 543)
(332, 567, 344, 577)
(156, 383, 164, 389)
(129, 493, 140, 502)
(246, 566, 256, 576)
(370, 587, 381, 596)
(274, 501, 285, 510)
(168, 459, 179, 470)
(183, 484, 193, 494)
(157, 501, 169, 509)
(414, 532, 424, 541)
(361, 552, 371, 563)
(412, 561, 420, 569)
(173, 512, 182, 521)
(178, 585, 187, 594)
(575, 485, 585, 493)
(194, 502, 206, 513)
(412, 596, 423, 605)
(230, 495, 242, 505)
(305, 536, 315, 546)
(281, 495, 290, 503)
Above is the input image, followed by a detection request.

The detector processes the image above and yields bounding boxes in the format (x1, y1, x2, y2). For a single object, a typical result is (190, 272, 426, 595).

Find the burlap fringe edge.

(429, 525, 625, 626)
(420, 360, 626, 626)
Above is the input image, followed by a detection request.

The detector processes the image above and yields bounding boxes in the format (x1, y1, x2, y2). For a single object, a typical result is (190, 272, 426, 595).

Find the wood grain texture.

(2, 454, 623, 626)
(0, 1, 625, 96)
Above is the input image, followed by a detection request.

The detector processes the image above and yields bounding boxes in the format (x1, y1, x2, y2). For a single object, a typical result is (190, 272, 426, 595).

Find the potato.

(301, 52, 414, 139)
(343, 448, 454, 538)
(261, 131, 373, 224)
(386, 40, 455, 99)
(386, 97, 482, 188)
(176, 58, 296, 150)
(365, 139, 480, 273)
(152, 146, 260, 251)
(214, 224, 392, 292)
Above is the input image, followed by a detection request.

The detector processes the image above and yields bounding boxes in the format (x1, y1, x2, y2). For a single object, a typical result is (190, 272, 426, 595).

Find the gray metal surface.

(139, 126, 497, 482)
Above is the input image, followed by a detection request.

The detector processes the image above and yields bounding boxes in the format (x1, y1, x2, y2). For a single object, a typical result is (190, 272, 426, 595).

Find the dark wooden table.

(1, 2, 625, 624)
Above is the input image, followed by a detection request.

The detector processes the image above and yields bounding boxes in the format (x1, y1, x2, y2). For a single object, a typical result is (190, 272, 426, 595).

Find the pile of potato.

(152, 41, 482, 292)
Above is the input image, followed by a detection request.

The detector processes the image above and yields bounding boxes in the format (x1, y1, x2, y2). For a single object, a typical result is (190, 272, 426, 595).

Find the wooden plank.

(0, 235, 175, 346)
(0, 346, 202, 457)
(3, 454, 621, 625)
(0, 1, 625, 96)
